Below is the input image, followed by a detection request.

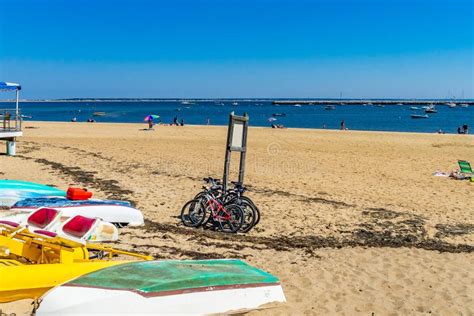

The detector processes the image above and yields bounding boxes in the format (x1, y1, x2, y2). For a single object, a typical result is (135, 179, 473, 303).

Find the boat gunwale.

(62, 281, 282, 298)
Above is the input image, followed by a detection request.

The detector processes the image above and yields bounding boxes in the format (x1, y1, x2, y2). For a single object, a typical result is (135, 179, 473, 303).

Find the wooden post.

(222, 112, 249, 192)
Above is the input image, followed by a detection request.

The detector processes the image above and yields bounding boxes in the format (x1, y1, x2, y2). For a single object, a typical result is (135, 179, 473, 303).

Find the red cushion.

(0, 220, 19, 228)
(62, 216, 96, 238)
(67, 188, 93, 200)
(27, 208, 59, 229)
(34, 229, 57, 237)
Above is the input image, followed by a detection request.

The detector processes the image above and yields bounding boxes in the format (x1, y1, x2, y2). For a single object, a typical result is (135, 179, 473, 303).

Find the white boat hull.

(5, 205, 144, 227)
(37, 283, 286, 315)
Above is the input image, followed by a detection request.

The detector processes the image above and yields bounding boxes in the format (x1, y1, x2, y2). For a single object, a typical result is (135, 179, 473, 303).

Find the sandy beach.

(1, 121, 473, 315)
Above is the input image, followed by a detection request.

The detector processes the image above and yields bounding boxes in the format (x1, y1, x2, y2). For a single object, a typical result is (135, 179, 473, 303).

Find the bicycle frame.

(206, 195, 232, 221)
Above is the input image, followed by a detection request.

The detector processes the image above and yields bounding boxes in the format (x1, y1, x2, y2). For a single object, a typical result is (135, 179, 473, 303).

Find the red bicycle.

(181, 191, 244, 233)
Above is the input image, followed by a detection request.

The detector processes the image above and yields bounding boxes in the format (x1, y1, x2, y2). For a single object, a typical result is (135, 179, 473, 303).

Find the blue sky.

(0, 0, 472, 99)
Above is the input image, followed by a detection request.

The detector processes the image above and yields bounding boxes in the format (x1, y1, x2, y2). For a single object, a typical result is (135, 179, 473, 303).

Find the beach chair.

(458, 160, 473, 176)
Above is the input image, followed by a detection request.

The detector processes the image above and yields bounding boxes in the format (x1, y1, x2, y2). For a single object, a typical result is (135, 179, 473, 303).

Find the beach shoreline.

(1, 121, 473, 314)
(18, 120, 474, 136)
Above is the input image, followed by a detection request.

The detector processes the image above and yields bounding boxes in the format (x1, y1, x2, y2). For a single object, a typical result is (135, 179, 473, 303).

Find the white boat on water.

(425, 105, 437, 113)
(459, 103, 469, 108)
(36, 259, 286, 315)
(447, 102, 457, 108)
(411, 114, 429, 119)
(410, 106, 420, 110)
(293, 104, 302, 107)
(324, 105, 336, 110)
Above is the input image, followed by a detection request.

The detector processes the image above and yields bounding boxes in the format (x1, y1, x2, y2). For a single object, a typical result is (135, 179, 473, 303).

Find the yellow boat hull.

(0, 259, 128, 303)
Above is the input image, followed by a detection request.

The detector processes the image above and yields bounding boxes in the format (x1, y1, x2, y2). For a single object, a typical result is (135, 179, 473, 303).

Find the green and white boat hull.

(37, 259, 286, 315)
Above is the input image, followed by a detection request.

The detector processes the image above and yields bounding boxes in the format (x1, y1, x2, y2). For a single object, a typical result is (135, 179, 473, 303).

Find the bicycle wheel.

(241, 196, 261, 226)
(238, 200, 258, 233)
(217, 204, 244, 233)
(180, 199, 206, 227)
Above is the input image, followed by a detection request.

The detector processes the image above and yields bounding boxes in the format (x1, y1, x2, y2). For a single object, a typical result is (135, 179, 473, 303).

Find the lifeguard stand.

(222, 112, 249, 192)
(0, 82, 22, 156)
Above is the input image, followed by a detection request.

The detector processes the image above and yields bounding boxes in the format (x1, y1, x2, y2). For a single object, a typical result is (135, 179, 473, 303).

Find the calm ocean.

(5, 100, 474, 134)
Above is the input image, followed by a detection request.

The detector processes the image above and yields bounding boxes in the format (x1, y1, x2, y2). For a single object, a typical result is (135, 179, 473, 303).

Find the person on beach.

(71, 117, 77, 122)
(206, 118, 211, 125)
(148, 118, 154, 129)
(173, 116, 178, 125)
(180, 119, 184, 126)
(463, 124, 469, 134)
(3, 111, 11, 130)
(340, 120, 346, 130)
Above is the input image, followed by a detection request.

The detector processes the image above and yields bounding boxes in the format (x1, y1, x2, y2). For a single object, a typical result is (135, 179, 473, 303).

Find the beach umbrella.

(144, 114, 160, 121)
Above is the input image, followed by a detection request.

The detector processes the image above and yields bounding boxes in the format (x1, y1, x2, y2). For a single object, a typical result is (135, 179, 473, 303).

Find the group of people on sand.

(70, 117, 95, 123)
(146, 116, 184, 130)
(457, 124, 469, 134)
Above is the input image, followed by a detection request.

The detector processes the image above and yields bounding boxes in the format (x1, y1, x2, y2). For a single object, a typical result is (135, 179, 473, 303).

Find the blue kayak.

(13, 197, 131, 208)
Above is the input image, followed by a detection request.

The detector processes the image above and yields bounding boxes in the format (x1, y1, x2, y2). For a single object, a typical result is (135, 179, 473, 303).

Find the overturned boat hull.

(7, 197, 144, 227)
(0, 180, 66, 207)
(37, 259, 286, 315)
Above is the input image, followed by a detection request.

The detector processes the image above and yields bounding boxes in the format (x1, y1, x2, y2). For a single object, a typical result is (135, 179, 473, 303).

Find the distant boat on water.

(425, 105, 437, 113)
(410, 106, 420, 110)
(232, 102, 239, 106)
(447, 102, 457, 108)
(293, 104, 302, 107)
(374, 104, 385, 108)
(324, 105, 336, 110)
(411, 114, 429, 119)
(459, 103, 469, 108)
(272, 113, 286, 117)
(92, 112, 106, 116)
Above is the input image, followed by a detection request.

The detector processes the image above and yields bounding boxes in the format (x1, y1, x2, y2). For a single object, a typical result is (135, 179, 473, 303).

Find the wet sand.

(1, 121, 473, 315)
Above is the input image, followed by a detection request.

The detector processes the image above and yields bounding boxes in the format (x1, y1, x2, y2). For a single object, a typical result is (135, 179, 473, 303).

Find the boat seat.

(61, 215, 98, 240)
(33, 230, 58, 238)
(27, 208, 61, 230)
(0, 220, 19, 228)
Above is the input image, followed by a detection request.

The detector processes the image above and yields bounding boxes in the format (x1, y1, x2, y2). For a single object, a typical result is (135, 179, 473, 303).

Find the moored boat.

(324, 105, 336, 110)
(425, 105, 437, 113)
(447, 102, 456, 108)
(36, 259, 286, 315)
(411, 114, 429, 119)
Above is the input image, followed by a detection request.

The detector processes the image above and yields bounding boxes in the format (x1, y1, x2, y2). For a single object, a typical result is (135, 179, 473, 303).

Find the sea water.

(5, 100, 474, 134)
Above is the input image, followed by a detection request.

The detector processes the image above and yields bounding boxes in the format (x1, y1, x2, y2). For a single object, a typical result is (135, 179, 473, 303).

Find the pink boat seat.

(34, 229, 58, 237)
(27, 208, 60, 229)
(62, 216, 97, 239)
(0, 220, 19, 228)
